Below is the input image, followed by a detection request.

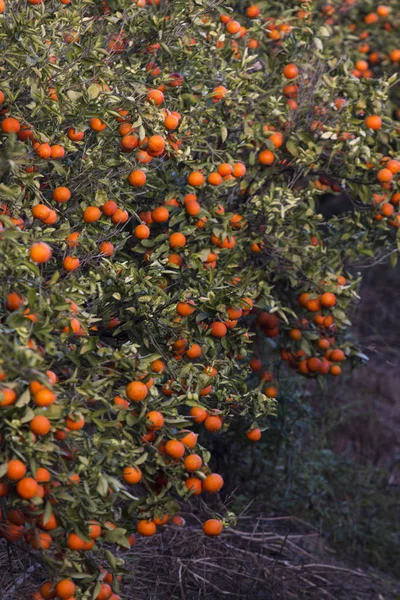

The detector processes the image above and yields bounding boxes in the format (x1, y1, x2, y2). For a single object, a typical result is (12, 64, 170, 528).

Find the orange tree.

(0, 0, 399, 598)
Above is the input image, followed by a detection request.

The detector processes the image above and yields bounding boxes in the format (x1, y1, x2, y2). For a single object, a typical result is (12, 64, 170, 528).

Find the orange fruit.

(320, 292, 336, 307)
(30, 415, 51, 436)
(283, 63, 299, 79)
(29, 242, 52, 263)
(128, 170, 146, 187)
(136, 519, 157, 536)
(203, 519, 223, 536)
(1, 117, 20, 133)
(169, 232, 186, 248)
(83, 206, 101, 223)
(90, 117, 107, 131)
(123, 466, 142, 484)
(100, 241, 114, 256)
(187, 171, 204, 186)
(377, 168, 393, 183)
(226, 20, 241, 34)
(232, 162, 246, 178)
(148, 135, 165, 153)
(151, 206, 169, 223)
(134, 224, 150, 239)
(102, 200, 118, 216)
(365, 115, 382, 130)
(204, 415, 222, 431)
(6, 292, 24, 311)
(55, 580, 76, 599)
(146, 410, 164, 430)
(63, 256, 80, 271)
(111, 208, 129, 223)
(207, 172, 223, 185)
(246, 428, 262, 441)
(32, 204, 51, 220)
(209, 322, 227, 338)
(183, 454, 202, 472)
(258, 149, 275, 165)
(126, 381, 148, 401)
(7, 459, 27, 481)
(146, 89, 164, 105)
(67, 128, 85, 141)
(16, 477, 38, 499)
(164, 439, 185, 459)
(34, 388, 56, 407)
(246, 5, 260, 18)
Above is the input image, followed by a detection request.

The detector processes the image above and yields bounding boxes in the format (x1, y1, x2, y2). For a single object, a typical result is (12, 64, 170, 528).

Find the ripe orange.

(136, 519, 157, 536)
(83, 206, 101, 223)
(365, 115, 382, 130)
(90, 117, 107, 131)
(66, 415, 85, 430)
(29, 242, 52, 263)
(212, 85, 228, 102)
(232, 162, 246, 178)
(187, 171, 205, 186)
(164, 439, 185, 459)
(226, 20, 241, 34)
(190, 406, 207, 423)
(34, 388, 56, 407)
(204, 415, 222, 431)
(63, 256, 80, 271)
(1, 117, 20, 133)
(246, 428, 262, 441)
(265, 386, 278, 398)
(179, 430, 198, 448)
(30, 415, 51, 436)
(35, 467, 51, 482)
(16, 477, 38, 499)
(6, 292, 24, 311)
(331, 349, 345, 362)
(203, 519, 223, 536)
(32, 204, 51, 220)
(96, 583, 112, 600)
(209, 322, 227, 338)
(186, 343, 202, 359)
(102, 200, 118, 216)
(377, 168, 393, 183)
(183, 454, 202, 472)
(148, 135, 165, 153)
(67, 128, 85, 141)
(0, 387, 16, 407)
(55, 580, 76, 599)
(111, 208, 129, 223)
(123, 466, 142, 484)
(50, 145, 65, 159)
(246, 5, 260, 18)
(283, 63, 299, 79)
(120, 134, 138, 152)
(320, 292, 336, 307)
(128, 170, 146, 187)
(269, 132, 283, 148)
(203, 473, 224, 492)
(207, 172, 223, 185)
(151, 206, 169, 223)
(126, 381, 148, 402)
(218, 163, 233, 177)
(386, 160, 400, 174)
(258, 149, 275, 165)
(134, 224, 150, 240)
(100, 241, 114, 256)
(164, 115, 179, 130)
(7, 459, 27, 481)
(40, 582, 56, 599)
(169, 232, 186, 248)
(146, 89, 164, 105)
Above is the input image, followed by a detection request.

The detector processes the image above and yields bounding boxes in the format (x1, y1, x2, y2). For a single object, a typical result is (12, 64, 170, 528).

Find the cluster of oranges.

(0, 0, 399, 598)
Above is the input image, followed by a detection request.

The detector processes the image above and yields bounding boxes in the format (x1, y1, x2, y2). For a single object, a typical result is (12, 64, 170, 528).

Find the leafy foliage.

(0, 0, 399, 597)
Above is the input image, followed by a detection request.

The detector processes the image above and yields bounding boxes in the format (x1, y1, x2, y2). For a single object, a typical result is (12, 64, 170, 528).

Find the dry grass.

(1, 513, 400, 600)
